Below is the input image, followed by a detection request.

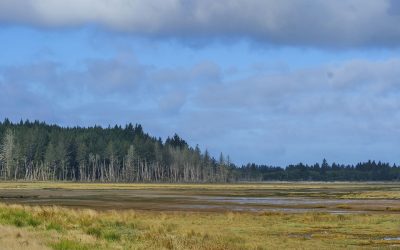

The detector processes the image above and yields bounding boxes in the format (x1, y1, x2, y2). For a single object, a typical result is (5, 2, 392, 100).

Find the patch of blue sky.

(0, 26, 113, 69)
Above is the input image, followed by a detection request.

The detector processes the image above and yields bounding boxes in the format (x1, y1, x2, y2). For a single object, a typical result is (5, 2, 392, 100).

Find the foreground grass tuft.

(0, 207, 41, 228)
(51, 239, 92, 250)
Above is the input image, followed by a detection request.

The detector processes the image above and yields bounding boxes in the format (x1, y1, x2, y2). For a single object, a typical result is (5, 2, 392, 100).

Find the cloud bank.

(1, 0, 400, 48)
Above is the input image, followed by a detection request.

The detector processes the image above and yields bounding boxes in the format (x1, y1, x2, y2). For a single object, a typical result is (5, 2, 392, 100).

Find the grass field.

(0, 182, 399, 249)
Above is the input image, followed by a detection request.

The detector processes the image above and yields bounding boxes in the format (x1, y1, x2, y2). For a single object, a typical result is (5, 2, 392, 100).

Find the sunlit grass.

(1, 181, 399, 200)
(0, 203, 400, 249)
(341, 191, 400, 199)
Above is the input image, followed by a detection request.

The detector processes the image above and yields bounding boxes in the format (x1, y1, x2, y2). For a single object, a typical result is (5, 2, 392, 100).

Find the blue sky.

(1, 0, 400, 166)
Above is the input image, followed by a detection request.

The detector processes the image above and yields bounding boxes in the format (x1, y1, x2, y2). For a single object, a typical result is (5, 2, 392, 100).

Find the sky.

(0, 0, 400, 166)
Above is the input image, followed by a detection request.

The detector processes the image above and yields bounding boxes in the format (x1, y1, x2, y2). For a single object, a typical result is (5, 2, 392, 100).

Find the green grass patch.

(46, 222, 64, 232)
(51, 239, 92, 250)
(103, 230, 121, 241)
(86, 225, 122, 242)
(0, 208, 41, 227)
(86, 226, 102, 238)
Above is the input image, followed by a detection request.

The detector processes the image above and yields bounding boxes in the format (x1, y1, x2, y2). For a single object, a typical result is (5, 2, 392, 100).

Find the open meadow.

(0, 182, 399, 249)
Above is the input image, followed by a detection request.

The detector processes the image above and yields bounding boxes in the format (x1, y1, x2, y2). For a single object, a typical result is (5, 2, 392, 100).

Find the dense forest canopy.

(0, 119, 399, 182)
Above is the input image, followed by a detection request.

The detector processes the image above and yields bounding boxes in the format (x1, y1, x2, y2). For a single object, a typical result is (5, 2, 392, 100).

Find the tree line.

(0, 119, 399, 182)
(0, 119, 231, 182)
(238, 159, 400, 181)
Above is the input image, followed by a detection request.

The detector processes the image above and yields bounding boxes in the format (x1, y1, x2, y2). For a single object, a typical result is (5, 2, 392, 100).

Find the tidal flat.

(0, 182, 399, 249)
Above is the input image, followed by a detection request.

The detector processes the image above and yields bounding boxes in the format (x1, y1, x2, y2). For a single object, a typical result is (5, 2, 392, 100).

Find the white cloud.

(0, 0, 400, 47)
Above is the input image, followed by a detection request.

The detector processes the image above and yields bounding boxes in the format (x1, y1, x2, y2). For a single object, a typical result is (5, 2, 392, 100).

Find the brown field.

(0, 182, 399, 249)
(0, 182, 399, 213)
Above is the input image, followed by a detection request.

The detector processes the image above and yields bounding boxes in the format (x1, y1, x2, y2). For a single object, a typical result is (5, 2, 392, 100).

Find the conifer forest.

(0, 119, 398, 182)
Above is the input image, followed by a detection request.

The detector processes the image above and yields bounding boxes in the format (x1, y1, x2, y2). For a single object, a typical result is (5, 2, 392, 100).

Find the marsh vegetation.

(0, 203, 399, 249)
(0, 182, 399, 249)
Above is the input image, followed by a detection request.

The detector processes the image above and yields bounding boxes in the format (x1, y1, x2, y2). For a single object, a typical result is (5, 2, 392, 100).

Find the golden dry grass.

(0, 203, 400, 249)
(0, 225, 51, 250)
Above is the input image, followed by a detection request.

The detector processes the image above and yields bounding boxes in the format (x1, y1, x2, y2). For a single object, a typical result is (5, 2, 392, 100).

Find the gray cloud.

(197, 59, 400, 114)
(1, 57, 399, 165)
(0, 0, 400, 48)
(0, 56, 220, 126)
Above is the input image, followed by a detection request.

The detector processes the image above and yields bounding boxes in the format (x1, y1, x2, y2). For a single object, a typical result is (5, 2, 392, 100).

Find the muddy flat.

(0, 182, 399, 213)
